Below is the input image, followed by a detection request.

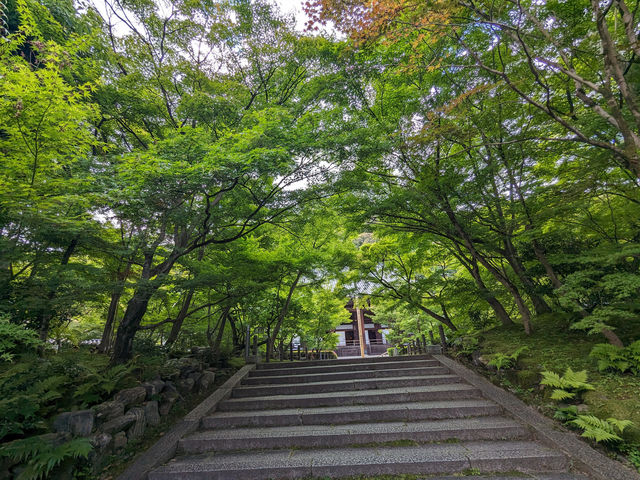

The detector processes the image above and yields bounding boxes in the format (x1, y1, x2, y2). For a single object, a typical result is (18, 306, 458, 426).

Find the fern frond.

(550, 389, 575, 401)
(606, 418, 634, 433)
(540, 371, 563, 388)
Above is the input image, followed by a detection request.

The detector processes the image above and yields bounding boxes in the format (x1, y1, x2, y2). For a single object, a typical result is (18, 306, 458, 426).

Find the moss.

(512, 369, 540, 388)
(473, 314, 640, 445)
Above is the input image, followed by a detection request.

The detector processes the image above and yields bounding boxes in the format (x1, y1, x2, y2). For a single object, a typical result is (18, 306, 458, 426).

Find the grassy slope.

(469, 314, 640, 443)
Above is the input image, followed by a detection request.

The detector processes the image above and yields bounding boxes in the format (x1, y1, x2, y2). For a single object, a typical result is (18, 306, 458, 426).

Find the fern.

(590, 341, 640, 375)
(0, 316, 41, 362)
(540, 367, 594, 403)
(487, 346, 529, 372)
(0, 436, 92, 480)
(571, 415, 633, 443)
(554, 405, 578, 422)
(72, 363, 136, 406)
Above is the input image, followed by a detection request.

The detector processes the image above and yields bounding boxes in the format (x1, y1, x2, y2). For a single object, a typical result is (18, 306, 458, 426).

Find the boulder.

(188, 371, 203, 384)
(100, 413, 136, 434)
(114, 386, 146, 407)
(144, 401, 161, 426)
(113, 431, 127, 450)
(163, 357, 201, 379)
(87, 433, 113, 473)
(198, 371, 216, 391)
(159, 384, 181, 416)
(141, 380, 165, 399)
(126, 407, 146, 440)
(90, 432, 112, 452)
(93, 401, 124, 424)
(176, 377, 195, 394)
(52, 410, 95, 437)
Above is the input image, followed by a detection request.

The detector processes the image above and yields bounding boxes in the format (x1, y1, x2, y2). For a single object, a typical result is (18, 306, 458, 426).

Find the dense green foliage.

(1, 0, 640, 473)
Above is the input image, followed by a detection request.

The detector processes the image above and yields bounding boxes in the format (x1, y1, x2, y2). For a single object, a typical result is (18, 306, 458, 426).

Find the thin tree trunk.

(165, 247, 205, 346)
(502, 239, 552, 315)
(213, 307, 231, 363)
(99, 260, 133, 353)
(451, 245, 514, 327)
(266, 271, 302, 362)
(414, 303, 457, 331)
(165, 288, 196, 346)
(38, 237, 78, 345)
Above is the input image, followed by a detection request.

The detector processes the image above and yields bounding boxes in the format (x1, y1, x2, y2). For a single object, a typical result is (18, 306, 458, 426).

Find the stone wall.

(5, 350, 220, 478)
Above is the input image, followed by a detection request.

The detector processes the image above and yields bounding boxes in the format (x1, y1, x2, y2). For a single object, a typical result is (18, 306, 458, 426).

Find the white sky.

(91, 0, 313, 33)
(276, 0, 309, 31)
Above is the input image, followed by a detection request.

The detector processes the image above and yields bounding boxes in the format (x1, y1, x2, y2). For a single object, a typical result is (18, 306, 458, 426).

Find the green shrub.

(540, 367, 594, 402)
(488, 346, 529, 372)
(0, 363, 70, 441)
(72, 364, 137, 406)
(226, 357, 246, 369)
(0, 316, 41, 362)
(589, 341, 640, 375)
(451, 335, 479, 356)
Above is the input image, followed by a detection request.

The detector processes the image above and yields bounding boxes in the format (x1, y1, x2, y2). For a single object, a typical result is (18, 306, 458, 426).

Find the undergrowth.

(451, 314, 640, 472)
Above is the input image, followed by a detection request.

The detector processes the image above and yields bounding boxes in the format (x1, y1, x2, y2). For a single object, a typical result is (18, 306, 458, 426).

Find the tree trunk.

(502, 238, 552, 315)
(532, 240, 563, 288)
(99, 260, 133, 354)
(165, 247, 204, 346)
(111, 286, 155, 364)
(213, 307, 230, 363)
(414, 303, 457, 331)
(99, 291, 121, 353)
(38, 237, 78, 345)
(165, 288, 196, 346)
(440, 200, 531, 331)
(266, 271, 302, 362)
(453, 246, 514, 327)
(601, 328, 625, 347)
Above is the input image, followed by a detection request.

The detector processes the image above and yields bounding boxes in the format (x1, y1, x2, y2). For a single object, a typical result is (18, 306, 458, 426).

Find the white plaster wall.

(336, 331, 346, 346)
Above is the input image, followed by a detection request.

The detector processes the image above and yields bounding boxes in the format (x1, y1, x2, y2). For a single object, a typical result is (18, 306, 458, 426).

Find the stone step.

(218, 383, 482, 411)
(254, 354, 436, 370)
(233, 374, 462, 398)
(202, 399, 503, 429)
(149, 440, 568, 479)
(249, 358, 441, 377)
(243, 365, 450, 385)
(180, 416, 529, 453)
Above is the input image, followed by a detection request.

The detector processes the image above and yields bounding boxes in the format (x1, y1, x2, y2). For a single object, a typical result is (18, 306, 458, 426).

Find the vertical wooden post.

(429, 330, 435, 344)
(356, 306, 366, 358)
(421, 334, 427, 351)
(253, 335, 258, 359)
(438, 324, 447, 350)
(304, 346, 308, 360)
(297, 345, 301, 360)
(244, 326, 251, 361)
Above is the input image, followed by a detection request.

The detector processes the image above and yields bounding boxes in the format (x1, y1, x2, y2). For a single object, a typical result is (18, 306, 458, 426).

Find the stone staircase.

(148, 355, 588, 479)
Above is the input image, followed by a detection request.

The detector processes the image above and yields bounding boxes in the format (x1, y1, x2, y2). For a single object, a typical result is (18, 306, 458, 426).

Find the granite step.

(249, 358, 441, 377)
(202, 399, 503, 429)
(233, 374, 462, 398)
(217, 383, 482, 411)
(148, 440, 568, 480)
(180, 416, 529, 453)
(254, 354, 436, 370)
(242, 365, 450, 385)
